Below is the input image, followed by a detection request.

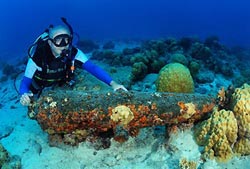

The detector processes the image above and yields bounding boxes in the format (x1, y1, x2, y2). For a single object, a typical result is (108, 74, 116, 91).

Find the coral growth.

(130, 62, 148, 81)
(190, 42, 212, 60)
(194, 108, 238, 162)
(156, 63, 194, 93)
(216, 85, 234, 110)
(0, 143, 21, 168)
(170, 53, 188, 66)
(188, 60, 200, 77)
(129, 50, 166, 82)
(111, 105, 134, 126)
(179, 158, 197, 169)
(194, 83, 250, 162)
(230, 83, 250, 155)
(178, 101, 196, 119)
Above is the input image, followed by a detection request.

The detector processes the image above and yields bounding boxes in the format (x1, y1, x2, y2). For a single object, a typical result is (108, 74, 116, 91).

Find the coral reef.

(216, 85, 234, 110)
(155, 63, 194, 93)
(129, 50, 166, 82)
(130, 62, 148, 81)
(188, 60, 200, 78)
(102, 41, 115, 49)
(77, 39, 99, 53)
(170, 53, 188, 66)
(204, 35, 223, 50)
(194, 83, 250, 162)
(178, 37, 197, 51)
(141, 40, 167, 56)
(92, 50, 123, 66)
(194, 108, 238, 162)
(0, 143, 21, 169)
(230, 83, 250, 155)
(233, 138, 250, 155)
(165, 38, 182, 52)
(190, 42, 212, 60)
(122, 47, 141, 55)
(195, 70, 215, 84)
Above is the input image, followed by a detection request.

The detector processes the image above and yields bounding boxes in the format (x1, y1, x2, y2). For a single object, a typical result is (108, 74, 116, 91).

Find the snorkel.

(60, 17, 74, 60)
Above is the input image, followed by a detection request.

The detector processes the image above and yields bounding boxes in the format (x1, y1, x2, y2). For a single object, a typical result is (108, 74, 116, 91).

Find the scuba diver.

(20, 18, 127, 106)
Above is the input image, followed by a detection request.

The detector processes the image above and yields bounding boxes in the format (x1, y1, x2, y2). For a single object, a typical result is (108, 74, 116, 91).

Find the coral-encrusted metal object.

(31, 90, 214, 145)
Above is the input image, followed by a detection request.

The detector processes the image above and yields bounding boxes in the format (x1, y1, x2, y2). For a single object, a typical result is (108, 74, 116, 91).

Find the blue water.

(1, 0, 250, 56)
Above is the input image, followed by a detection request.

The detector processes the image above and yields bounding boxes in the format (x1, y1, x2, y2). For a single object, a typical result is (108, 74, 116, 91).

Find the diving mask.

(50, 34, 72, 47)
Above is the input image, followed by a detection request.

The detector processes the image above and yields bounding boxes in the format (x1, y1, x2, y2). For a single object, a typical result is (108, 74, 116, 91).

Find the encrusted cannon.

(29, 90, 215, 145)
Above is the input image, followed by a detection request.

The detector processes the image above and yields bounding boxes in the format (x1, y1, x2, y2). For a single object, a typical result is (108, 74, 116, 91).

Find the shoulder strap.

(28, 31, 49, 58)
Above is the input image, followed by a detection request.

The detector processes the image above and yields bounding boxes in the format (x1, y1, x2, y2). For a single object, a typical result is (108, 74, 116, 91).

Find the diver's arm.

(19, 76, 32, 95)
(19, 58, 39, 94)
(74, 48, 127, 91)
(82, 60, 113, 85)
(74, 48, 112, 85)
(19, 58, 39, 105)
(83, 60, 127, 91)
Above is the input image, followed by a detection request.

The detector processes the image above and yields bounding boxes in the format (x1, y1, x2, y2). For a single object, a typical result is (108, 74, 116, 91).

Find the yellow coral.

(179, 102, 196, 119)
(194, 108, 238, 162)
(111, 105, 134, 126)
(230, 83, 250, 155)
(194, 83, 250, 161)
(179, 158, 197, 169)
(231, 83, 250, 138)
(233, 138, 250, 155)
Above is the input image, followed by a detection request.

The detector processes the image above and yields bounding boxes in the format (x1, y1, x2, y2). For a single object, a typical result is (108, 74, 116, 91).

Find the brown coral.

(217, 85, 234, 110)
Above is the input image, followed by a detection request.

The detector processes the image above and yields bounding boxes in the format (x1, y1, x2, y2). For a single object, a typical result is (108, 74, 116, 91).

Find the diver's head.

(48, 25, 72, 58)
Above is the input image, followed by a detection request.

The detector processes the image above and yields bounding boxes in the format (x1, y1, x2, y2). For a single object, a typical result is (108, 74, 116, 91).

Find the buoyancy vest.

(32, 42, 77, 88)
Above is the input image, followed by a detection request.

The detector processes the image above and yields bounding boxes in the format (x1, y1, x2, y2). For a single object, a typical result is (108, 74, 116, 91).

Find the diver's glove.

(110, 81, 128, 92)
(20, 93, 33, 106)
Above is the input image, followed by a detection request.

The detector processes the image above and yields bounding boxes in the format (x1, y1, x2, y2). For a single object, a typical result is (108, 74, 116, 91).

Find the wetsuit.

(19, 43, 112, 95)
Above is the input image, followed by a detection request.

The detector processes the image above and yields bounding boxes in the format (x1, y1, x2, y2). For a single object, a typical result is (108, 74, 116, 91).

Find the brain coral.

(194, 108, 238, 162)
(230, 83, 250, 155)
(155, 63, 194, 93)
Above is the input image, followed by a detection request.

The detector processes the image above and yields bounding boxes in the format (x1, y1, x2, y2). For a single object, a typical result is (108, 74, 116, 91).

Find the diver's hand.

(20, 93, 33, 106)
(110, 81, 128, 92)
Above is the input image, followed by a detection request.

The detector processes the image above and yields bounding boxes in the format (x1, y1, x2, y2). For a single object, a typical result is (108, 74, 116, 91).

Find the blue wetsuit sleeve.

(82, 60, 113, 85)
(19, 76, 32, 95)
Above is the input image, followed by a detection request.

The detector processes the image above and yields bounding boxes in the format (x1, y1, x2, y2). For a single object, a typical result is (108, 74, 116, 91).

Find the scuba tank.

(28, 30, 49, 58)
